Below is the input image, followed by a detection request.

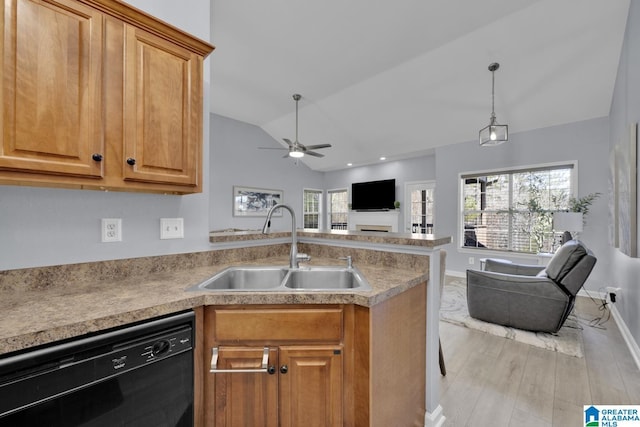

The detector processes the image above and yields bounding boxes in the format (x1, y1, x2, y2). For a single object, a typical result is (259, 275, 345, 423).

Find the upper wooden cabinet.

(122, 25, 203, 187)
(0, 0, 214, 194)
(1, 0, 104, 179)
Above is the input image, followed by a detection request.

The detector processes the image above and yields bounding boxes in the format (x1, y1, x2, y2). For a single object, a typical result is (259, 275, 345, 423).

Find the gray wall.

(609, 0, 640, 347)
(0, 0, 213, 270)
(323, 155, 436, 232)
(0, 0, 635, 349)
(209, 111, 610, 293)
(435, 118, 610, 288)
(208, 113, 437, 233)
(323, 118, 610, 292)
(209, 114, 324, 232)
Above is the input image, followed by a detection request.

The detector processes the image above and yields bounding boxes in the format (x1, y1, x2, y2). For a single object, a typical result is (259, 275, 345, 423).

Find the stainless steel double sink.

(186, 265, 372, 292)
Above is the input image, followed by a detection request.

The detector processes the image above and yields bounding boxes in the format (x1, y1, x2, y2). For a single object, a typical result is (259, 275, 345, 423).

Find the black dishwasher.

(0, 310, 194, 427)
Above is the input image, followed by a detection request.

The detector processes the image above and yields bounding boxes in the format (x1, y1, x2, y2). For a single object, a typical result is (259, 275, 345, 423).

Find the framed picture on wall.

(233, 186, 283, 217)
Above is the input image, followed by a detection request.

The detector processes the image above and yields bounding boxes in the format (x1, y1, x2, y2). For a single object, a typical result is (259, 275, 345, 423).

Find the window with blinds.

(303, 189, 322, 229)
(461, 163, 575, 254)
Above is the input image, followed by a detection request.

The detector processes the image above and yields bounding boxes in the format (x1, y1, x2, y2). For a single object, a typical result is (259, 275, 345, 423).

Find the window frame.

(327, 188, 349, 230)
(404, 180, 436, 234)
(302, 188, 323, 230)
(459, 160, 578, 255)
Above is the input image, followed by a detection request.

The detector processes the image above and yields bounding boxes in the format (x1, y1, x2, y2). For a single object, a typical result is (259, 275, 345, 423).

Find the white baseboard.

(424, 405, 446, 427)
(609, 302, 640, 372)
(446, 269, 466, 279)
(568, 290, 640, 372)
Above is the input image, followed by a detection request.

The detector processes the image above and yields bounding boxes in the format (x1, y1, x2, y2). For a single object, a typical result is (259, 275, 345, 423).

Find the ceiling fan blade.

(305, 150, 324, 158)
(262, 93, 332, 160)
(304, 144, 332, 150)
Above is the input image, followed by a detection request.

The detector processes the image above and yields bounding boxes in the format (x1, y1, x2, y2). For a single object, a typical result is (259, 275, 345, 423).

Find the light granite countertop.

(0, 249, 429, 356)
(210, 228, 452, 248)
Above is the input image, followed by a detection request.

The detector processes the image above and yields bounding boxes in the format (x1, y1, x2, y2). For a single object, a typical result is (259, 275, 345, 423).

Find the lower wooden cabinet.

(278, 346, 343, 426)
(212, 345, 343, 427)
(203, 306, 345, 427)
(212, 346, 279, 427)
(201, 284, 427, 427)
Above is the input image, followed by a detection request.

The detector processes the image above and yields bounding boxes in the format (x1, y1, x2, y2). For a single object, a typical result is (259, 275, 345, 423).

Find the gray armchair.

(466, 240, 596, 333)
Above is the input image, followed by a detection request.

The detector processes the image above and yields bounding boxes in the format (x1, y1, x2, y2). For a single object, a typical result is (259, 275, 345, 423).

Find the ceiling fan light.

(289, 150, 304, 158)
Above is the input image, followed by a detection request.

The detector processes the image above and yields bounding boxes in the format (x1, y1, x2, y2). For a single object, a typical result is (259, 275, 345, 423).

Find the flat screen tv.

(351, 179, 395, 211)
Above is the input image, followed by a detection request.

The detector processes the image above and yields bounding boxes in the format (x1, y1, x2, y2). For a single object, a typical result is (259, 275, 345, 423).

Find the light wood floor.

(439, 295, 640, 426)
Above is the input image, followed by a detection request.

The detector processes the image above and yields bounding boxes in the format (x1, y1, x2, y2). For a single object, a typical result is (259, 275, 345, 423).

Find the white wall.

(609, 0, 640, 348)
(0, 0, 213, 270)
(209, 114, 324, 232)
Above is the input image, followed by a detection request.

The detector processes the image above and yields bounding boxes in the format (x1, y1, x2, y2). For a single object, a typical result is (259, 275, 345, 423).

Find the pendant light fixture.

(479, 62, 508, 146)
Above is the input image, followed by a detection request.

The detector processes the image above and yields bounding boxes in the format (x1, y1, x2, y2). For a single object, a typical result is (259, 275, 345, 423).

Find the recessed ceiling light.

(379, 157, 386, 161)
(347, 163, 353, 166)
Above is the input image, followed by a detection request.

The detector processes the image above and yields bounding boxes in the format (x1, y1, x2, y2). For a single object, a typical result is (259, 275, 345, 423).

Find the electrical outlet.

(606, 286, 621, 303)
(468, 257, 475, 265)
(101, 218, 122, 242)
(160, 218, 184, 239)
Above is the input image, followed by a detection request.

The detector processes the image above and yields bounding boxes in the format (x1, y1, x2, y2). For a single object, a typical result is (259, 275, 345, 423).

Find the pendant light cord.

(488, 63, 499, 123)
(491, 68, 495, 119)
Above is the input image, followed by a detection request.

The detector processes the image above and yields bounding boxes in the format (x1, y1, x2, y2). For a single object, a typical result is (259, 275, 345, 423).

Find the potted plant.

(552, 192, 600, 246)
(567, 192, 601, 220)
(554, 192, 601, 228)
(394, 201, 400, 209)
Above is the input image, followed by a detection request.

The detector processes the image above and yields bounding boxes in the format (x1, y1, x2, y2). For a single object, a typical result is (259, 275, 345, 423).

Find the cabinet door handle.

(92, 153, 103, 162)
(126, 157, 136, 166)
(209, 347, 271, 374)
(280, 365, 288, 374)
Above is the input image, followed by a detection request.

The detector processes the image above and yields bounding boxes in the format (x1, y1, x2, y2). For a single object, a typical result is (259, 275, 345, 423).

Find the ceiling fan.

(260, 93, 332, 158)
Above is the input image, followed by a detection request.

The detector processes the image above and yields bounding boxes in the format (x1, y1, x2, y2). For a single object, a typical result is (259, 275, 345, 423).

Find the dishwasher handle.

(210, 347, 275, 374)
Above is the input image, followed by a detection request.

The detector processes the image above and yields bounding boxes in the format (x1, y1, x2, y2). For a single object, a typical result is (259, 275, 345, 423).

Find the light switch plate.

(160, 218, 184, 239)
(102, 218, 122, 242)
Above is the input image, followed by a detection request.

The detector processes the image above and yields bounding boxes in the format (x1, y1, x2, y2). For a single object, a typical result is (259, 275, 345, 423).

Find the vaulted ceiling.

(210, 0, 630, 171)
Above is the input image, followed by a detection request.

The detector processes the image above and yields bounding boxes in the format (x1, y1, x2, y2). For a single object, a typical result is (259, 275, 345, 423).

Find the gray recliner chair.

(466, 240, 597, 333)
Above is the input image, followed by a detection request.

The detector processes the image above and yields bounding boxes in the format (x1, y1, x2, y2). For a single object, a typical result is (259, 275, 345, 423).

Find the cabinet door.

(279, 346, 343, 427)
(1, 0, 104, 178)
(122, 25, 202, 187)
(213, 346, 278, 427)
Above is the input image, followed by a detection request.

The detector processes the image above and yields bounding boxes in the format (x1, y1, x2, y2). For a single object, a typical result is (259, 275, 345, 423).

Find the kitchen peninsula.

(0, 230, 450, 426)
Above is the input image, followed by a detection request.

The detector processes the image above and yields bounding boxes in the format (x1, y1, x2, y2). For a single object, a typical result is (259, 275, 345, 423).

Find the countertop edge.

(2, 231, 449, 356)
(0, 255, 429, 356)
(210, 229, 452, 248)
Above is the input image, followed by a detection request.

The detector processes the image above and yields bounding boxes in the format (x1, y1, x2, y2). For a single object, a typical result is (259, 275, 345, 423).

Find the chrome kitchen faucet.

(262, 204, 310, 269)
